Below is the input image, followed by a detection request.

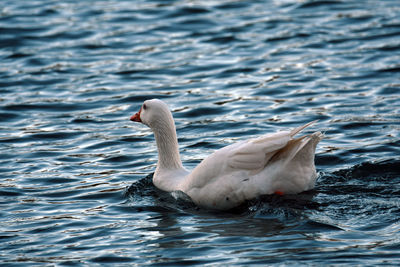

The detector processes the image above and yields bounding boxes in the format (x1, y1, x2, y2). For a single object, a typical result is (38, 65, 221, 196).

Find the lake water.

(1, 0, 400, 265)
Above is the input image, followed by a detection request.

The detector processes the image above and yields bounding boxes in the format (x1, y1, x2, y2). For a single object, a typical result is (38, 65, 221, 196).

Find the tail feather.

(290, 120, 318, 137)
(271, 131, 323, 164)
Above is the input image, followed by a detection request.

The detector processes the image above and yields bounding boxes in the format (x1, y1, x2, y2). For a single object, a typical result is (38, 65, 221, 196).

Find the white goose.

(130, 99, 322, 210)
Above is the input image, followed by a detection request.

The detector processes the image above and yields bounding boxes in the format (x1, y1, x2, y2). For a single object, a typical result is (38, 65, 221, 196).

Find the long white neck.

(145, 102, 188, 192)
(151, 115, 183, 174)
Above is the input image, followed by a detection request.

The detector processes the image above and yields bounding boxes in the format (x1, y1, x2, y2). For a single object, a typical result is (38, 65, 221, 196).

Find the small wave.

(125, 173, 197, 211)
(125, 159, 400, 219)
(332, 158, 400, 182)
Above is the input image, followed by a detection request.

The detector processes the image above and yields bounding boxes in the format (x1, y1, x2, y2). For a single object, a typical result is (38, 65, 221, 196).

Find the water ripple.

(1, 0, 399, 265)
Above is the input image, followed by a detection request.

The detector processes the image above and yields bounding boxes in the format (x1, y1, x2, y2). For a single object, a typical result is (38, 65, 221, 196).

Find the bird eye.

(143, 104, 147, 110)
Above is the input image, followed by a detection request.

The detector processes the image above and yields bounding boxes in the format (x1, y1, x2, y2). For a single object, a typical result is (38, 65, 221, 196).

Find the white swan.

(130, 99, 323, 210)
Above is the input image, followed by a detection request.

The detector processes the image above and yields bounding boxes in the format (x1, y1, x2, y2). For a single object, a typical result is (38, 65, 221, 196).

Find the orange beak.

(130, 107, 142, 122)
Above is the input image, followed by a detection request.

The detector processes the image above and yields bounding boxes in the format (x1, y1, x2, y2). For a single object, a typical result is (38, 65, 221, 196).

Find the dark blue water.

(1, 0, 400, 265)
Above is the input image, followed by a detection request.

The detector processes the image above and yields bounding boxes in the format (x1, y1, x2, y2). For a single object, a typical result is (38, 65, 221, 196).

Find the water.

(1, 0, 400, 265)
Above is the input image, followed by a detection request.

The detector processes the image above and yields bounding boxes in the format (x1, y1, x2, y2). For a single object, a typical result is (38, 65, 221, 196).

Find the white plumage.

(131, 99, 323, 210)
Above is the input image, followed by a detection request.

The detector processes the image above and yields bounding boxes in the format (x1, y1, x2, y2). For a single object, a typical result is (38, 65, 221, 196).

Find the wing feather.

(228, 131, 291, 170)
(227, 121, 318, 171)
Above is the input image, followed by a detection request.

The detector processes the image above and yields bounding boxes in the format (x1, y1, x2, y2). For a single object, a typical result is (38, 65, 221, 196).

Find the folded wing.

(227, 121, 318, 171)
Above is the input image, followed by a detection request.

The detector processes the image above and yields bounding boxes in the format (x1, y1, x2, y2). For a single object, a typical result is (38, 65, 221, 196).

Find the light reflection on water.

(1, 0, 400, 265)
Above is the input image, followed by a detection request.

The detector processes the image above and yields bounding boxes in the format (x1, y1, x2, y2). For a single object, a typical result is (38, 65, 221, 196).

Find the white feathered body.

(132, 99, 323, 210)
(180, 130, 322, 210)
